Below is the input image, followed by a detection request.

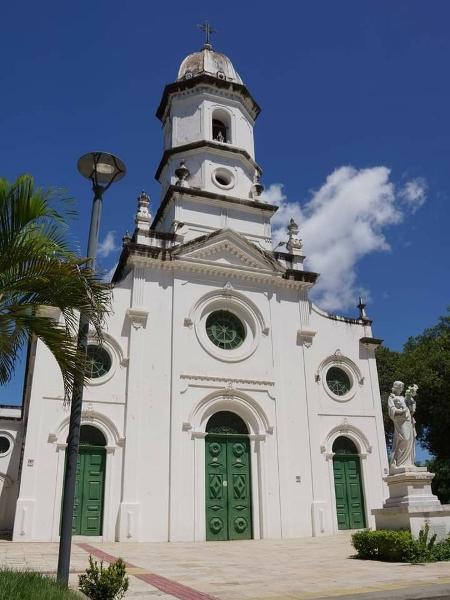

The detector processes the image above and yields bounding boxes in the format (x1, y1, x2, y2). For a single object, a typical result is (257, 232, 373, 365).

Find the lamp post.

(57, 152, 126, 585)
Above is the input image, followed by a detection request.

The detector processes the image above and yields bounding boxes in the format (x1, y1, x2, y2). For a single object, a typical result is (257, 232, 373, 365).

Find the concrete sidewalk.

(1, 534, 449, 600)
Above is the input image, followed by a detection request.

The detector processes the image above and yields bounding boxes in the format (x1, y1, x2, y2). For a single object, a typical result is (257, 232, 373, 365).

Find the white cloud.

(97, 231, 118, 258)
(399, 177, 427, 212)
(262, 166, 427, 312)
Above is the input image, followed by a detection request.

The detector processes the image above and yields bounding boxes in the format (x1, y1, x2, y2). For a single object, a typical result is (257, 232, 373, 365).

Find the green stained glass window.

(206, 310, 245, 350)
(86, 345, 112, 379)
(326, 367, 351, 396)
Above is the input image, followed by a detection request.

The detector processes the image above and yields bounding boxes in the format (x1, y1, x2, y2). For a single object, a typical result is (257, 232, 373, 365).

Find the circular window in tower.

(206, 310, 246, 350)
(0, 436, 11, 456)
(86, 345, 112, 380)
(212, 168, 235, 190)
(326, 367, 352, 397)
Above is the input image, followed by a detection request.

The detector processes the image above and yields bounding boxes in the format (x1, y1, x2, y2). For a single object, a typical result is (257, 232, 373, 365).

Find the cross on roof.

(198, 21, 216, 48)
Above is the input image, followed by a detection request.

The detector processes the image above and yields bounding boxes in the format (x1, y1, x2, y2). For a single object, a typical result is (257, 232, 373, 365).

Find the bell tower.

(152, 28, 277, 249)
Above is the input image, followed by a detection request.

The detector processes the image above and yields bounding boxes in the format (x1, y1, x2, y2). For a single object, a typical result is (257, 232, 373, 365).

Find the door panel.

(333, 455, 365, 530)
(80, 450, 106, 535)
(333, 458, 350, 530)
(64, 447, 105, 536)
(205, 438, 228, 541)
(205, 435, 252, 541)
(227, 439, 252, 540)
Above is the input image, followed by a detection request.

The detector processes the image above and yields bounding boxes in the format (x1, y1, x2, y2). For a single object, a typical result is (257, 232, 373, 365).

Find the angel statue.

(388, 381, 418, 470)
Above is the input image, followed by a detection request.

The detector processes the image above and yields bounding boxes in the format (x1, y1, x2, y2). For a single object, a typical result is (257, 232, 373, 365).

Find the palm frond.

(0, 175, 111, 400)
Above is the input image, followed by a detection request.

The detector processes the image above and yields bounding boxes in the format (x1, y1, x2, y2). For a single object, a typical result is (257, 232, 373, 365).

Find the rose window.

(326, 367, 352, 396)
(206, 310, 245, 350)
(86, 345, 112, 379)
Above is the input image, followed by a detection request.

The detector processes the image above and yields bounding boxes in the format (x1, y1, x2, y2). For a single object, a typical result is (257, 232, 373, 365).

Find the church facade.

(0, 41, 389, 542)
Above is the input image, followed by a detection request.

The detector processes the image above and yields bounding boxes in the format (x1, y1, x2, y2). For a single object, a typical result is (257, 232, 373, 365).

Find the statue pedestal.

(373, 467, 450, 540)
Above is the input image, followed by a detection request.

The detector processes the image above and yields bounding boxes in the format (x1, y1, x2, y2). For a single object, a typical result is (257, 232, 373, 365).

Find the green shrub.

(0, 569, 80, 600)
(352, 529, 413, 562)
(352, 525, 450, 563)
(79, 555, 129, 600)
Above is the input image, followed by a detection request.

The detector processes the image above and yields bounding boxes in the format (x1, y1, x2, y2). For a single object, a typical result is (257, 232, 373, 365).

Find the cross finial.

(357, 296, 369, 321)
(198, 21, 216, 49)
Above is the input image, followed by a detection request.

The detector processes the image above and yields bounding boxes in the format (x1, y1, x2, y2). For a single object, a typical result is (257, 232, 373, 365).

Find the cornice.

(155, 140, 261, 181)
(151, 185, 278, 230)
(156, 73, 261, 122)
(127, 253, 316, 289)
(180, 373, 275, 387)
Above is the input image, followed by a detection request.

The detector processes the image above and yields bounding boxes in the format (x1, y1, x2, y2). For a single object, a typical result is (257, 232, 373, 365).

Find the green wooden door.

(333, 455, 365, 530)
(70, 447, 106, 536)
(205, 435, 252, 541)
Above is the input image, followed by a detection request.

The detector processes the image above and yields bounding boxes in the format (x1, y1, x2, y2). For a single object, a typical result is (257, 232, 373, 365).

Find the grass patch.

(0, 569, 81, 600)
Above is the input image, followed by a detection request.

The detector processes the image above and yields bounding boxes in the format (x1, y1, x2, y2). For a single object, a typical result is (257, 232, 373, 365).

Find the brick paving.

(1, 535, 450, 599)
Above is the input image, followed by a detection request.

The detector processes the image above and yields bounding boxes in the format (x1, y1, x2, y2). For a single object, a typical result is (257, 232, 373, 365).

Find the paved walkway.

(1, 535, 450, 599)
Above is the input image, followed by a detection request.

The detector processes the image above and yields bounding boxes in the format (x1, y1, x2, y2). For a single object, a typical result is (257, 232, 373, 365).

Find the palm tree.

(0, 174, 110, 400)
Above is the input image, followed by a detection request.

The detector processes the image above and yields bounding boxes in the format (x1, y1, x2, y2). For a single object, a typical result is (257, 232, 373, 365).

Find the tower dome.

(177, 46, 243, 84)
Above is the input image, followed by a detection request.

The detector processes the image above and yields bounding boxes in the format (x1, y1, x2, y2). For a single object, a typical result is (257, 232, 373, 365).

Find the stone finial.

(286, 218, 303, 255)
(357, 296, 369, 321)
(135, 190, 151, 225)
(251, 173, 264, 199)
(122, 231, 131, 245)
(175, 160, 190, 186)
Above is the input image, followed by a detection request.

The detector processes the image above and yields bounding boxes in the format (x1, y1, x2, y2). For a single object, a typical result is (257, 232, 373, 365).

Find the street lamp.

(57, 152, 126, 585)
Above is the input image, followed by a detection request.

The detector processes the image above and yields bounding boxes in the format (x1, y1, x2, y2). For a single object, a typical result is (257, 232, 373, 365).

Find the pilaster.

(118, 266, 149, 541)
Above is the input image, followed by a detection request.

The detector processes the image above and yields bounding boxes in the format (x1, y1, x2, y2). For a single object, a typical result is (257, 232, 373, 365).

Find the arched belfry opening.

(205, 411, 252, 541)
(63, 424, 106, 536)
(212, 109, 231, 143)
(332, 436, 366, 530)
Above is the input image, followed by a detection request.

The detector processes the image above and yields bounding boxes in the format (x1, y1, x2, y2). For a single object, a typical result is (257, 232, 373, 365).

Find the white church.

(0, 38, 389, 543)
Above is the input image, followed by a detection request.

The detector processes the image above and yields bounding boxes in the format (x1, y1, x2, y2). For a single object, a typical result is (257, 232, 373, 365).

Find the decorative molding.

(322, 423, 372, 455)
(128, 254, 315, 290)
(316, 352, 364, 402)
(297, 328, 317, 347)
(180, 373, 275, 387)
(126, 308, 148, 330)
(360, 336, 383, 347)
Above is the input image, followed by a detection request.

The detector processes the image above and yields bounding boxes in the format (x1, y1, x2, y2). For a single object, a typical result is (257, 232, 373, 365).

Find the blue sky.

(0, 1, 449, 420)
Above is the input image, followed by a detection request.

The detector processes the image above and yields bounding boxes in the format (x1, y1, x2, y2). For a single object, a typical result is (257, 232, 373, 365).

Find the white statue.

(388, 381, 418, 470)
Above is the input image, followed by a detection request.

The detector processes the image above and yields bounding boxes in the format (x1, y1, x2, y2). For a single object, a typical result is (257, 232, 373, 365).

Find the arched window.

(212, 110, 231, 143)
(206, 411, 248, 434)
(332, 436, 358, 455)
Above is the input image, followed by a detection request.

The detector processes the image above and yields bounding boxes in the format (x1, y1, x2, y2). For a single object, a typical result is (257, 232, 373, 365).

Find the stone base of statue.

(373, 466, 450, 540)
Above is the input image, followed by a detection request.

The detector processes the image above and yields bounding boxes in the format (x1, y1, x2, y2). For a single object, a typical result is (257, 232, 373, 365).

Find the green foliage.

(0, 569, 80, 600)
(352, 525, 450, 563)
(375, 345, 401, 450)
(376, 308, 450, 502)
(79, 555, 129, 600)
(0, 175, 111, 401)
(427, 457, 450, 503)
(352, 529, 413, 561)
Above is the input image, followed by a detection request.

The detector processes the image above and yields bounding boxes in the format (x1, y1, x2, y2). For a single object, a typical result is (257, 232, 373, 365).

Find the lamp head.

(77, 152, 126, 189)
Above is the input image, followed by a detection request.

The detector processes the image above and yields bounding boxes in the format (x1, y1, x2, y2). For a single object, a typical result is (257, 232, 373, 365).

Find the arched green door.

(332, 437, 366, 530)
(64, 425, 106, 536)
(205, 412, 252, 541)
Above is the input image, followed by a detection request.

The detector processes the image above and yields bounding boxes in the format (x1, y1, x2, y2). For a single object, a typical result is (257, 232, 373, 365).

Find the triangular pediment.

(172, 229, 284, 274)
